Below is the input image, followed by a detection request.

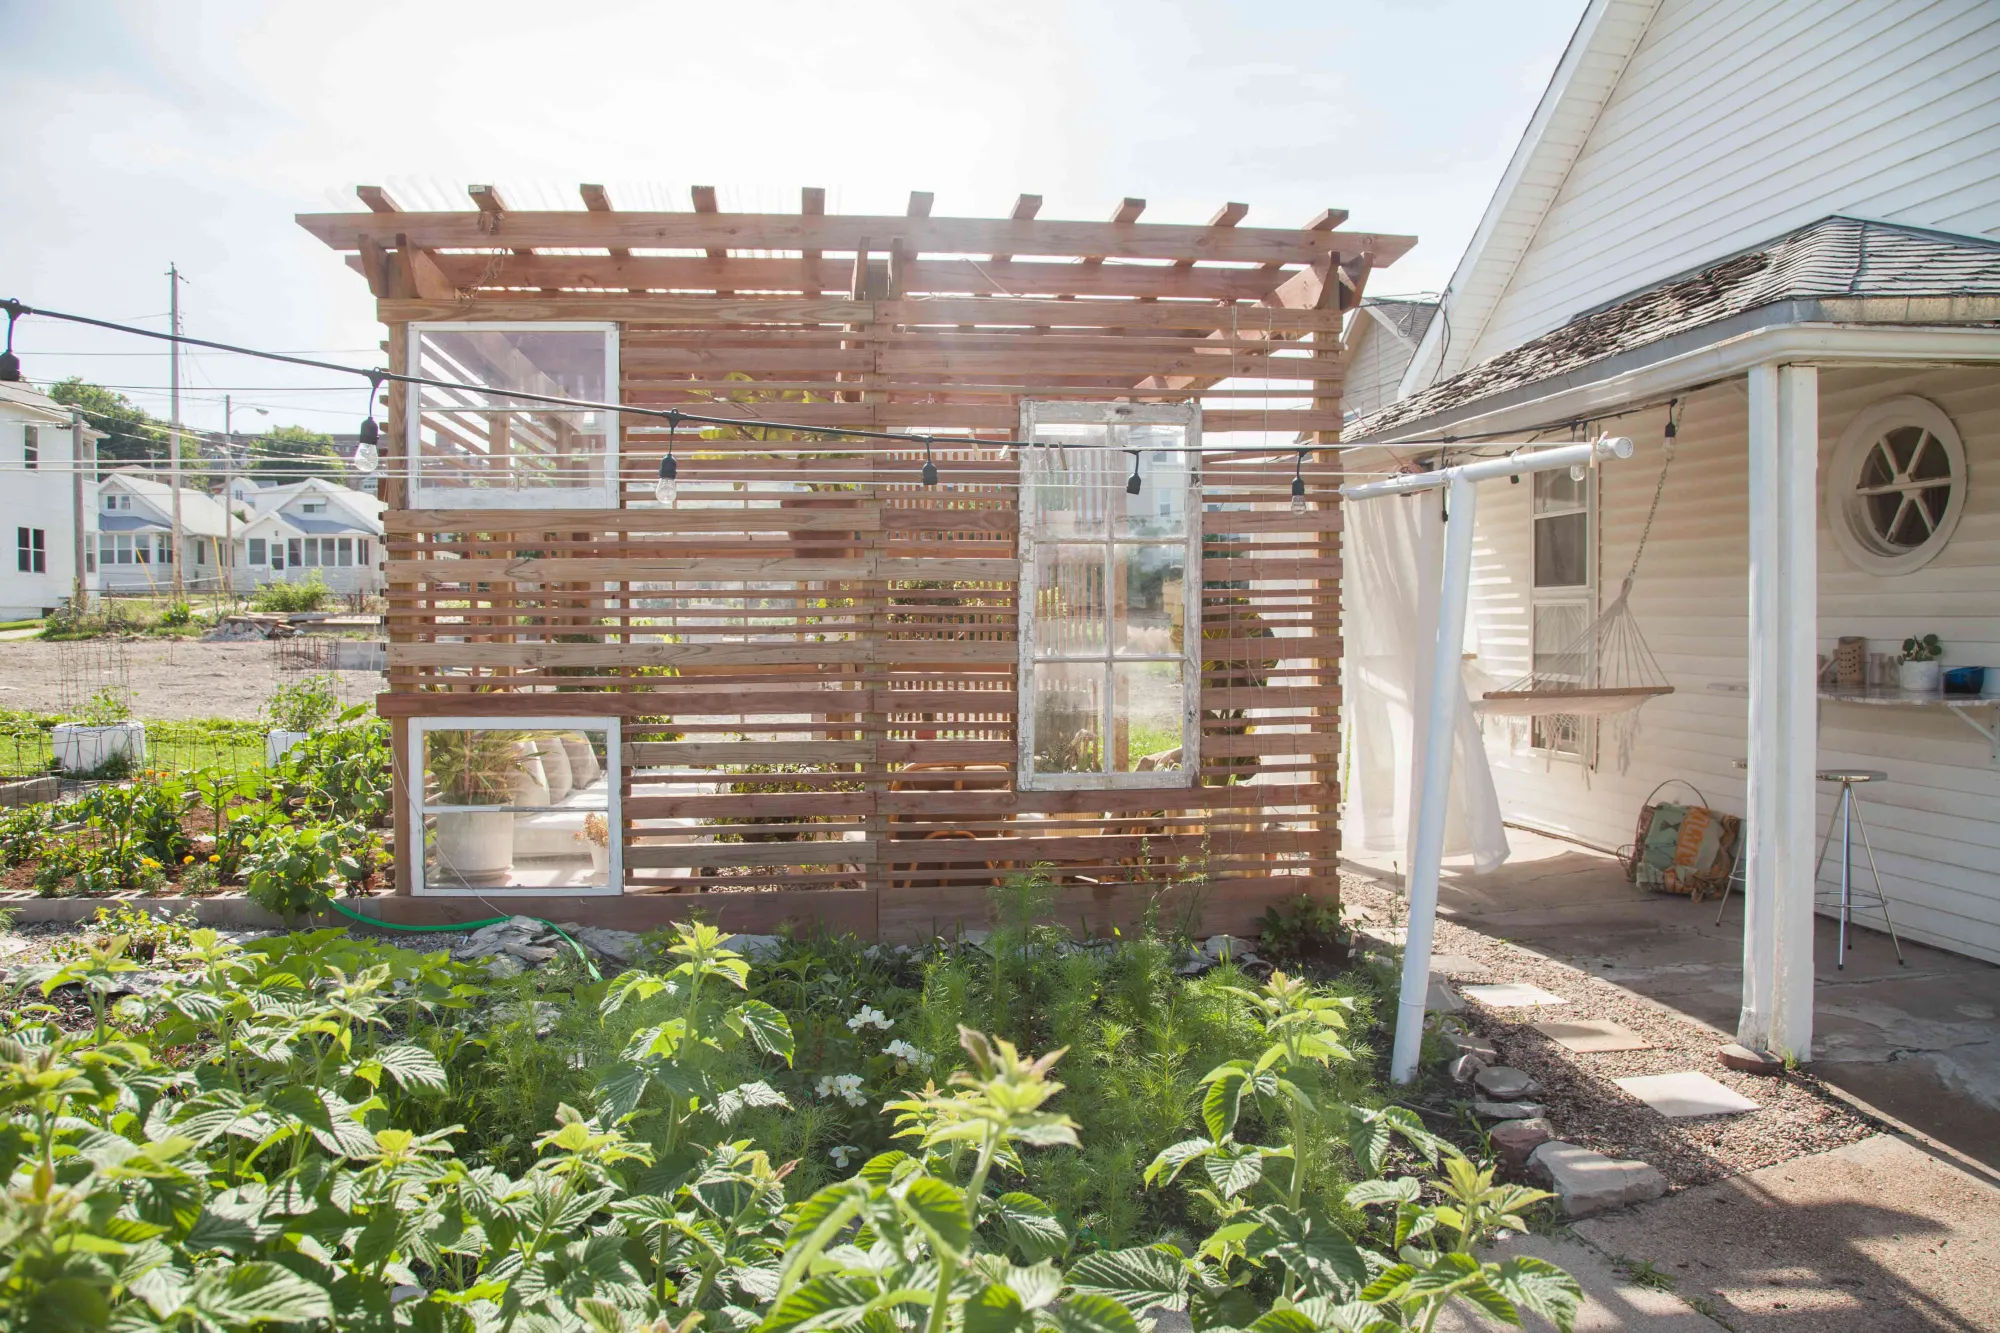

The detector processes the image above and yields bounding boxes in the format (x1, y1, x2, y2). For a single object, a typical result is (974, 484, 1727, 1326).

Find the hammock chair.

(1476, 436, 1677, 724)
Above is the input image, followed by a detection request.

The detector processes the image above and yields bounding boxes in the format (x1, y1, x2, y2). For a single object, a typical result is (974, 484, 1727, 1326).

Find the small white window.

(22, 428, 37, 470)
(1827, 395, 1966, 576)
(410, 718, 621, 896)
(336, 537, 353, 567)
(248, 537, 266, 565)
(408, 322, 619, 509)
(1017, 402, 1201, 790)
(1529, 467, 1593, 758)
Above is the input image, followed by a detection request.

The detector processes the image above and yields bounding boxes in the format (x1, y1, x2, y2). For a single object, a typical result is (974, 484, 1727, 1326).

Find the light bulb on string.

(1290, 449, 1308, 515)
(1125, 450, 1143, 496)
(920, 437, 938, 488)
(0, 301, 22, 383)
(655, 412, 680, 506)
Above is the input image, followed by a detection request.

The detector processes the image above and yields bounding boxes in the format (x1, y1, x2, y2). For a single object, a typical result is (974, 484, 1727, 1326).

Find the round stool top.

(1816, 768, 1887, 783)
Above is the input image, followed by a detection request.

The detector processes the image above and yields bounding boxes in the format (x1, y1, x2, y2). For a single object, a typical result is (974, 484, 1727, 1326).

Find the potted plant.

(578, 810, 611, 877)
(1899, 633, 1943, 693)
(425, 730, 528, 887)
(261, 674, 340, 765)
(52, 689, 147, 777)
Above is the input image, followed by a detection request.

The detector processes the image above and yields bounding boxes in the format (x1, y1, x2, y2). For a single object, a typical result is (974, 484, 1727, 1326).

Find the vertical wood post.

(71, 415, 90, 609)
(1741, 362, 1818, 1059)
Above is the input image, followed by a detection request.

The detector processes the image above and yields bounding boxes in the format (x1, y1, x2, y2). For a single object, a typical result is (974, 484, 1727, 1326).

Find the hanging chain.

(1624, 400, 1678, 584)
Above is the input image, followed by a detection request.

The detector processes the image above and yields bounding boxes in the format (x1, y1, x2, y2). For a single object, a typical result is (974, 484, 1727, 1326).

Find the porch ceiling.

(298, 184, 1417, 441)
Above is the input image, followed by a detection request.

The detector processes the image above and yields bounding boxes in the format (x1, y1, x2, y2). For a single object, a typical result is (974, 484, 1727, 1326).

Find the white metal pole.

(1342, 436, 1633, 1084)
(167, 263, 186, 602)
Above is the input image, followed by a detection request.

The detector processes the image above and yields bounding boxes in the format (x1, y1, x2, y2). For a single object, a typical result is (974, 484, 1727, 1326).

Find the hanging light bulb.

(0, 302, 21, 383)
(655, 412, 680, 505)
(353, 437, 379, 475)
(1290, 449, 1308, 515)
(358, 371, 382, 445)
(1570, 463, 1587, 482)
(920, 437, 938, 488)
(1125, 450, 1143, 496)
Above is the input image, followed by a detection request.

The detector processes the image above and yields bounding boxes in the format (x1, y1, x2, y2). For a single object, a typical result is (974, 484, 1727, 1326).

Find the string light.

(1125, 450, 1142, 496)
(0, 301, 20, 382)
(352, 371, 383, 473)
(655, 411, 680, 506)
(920, 437, 938, 488)
(1290, 449, 1308, 514)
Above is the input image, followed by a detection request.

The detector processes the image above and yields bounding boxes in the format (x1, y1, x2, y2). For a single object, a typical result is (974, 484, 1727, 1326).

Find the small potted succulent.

(1899, 633, 1943, 693)
(52, 688, 147, 776)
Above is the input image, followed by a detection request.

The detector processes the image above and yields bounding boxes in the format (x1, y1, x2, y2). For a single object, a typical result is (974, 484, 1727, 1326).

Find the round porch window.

(1826, 395, 1966, 576)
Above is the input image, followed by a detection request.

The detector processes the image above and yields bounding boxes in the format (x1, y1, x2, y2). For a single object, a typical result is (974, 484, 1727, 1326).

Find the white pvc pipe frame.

(1340, 436, 1635, 1084)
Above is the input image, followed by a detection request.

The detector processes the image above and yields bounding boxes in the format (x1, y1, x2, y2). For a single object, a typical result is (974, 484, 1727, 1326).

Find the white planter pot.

(429, 810, 515, 889)
(586, 842, 610, 876)
(1898, 659, 1942, 693)
(266, 730, 309, 765)
(52, 722, 147, 776)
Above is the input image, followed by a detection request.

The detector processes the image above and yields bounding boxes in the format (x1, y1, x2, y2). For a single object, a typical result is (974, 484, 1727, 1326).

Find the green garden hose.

(324, 898, 602, 979)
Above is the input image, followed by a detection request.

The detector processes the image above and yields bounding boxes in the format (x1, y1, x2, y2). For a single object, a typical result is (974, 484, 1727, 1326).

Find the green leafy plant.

(1257, 892, 1353, 971)
(250, 569, 332, 613)
(1901, 633, 1942, 663)
(424, 728, 528, 805)
(159, 600, 194, 628)
(261, 673, 342, 733)
(76, 687, 133, 727)
(240, 820, 369, 919)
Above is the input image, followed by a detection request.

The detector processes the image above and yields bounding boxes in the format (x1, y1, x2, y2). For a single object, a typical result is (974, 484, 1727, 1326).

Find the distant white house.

(227, 476, 385, 595)
(1339, 298, 1436, 423)
(0, 383, 100, 619)
(1340, 0, 2000, 1055)
(95, 468, 238, 595)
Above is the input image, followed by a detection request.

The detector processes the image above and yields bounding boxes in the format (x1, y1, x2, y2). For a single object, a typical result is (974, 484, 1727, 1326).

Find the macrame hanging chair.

(1477, 425, 1679, 724)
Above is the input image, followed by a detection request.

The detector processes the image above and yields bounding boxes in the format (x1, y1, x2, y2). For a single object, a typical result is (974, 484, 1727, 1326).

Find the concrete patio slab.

(1573, 1134, 2000, 1331)
(1430, 952, 1495, 980)
(1433, 1232, 1728, 1331)
(1462, 981, 1570, 1008)
(1535, 1018, 1654, 1052)
(1616, 1070, 1761, 1118)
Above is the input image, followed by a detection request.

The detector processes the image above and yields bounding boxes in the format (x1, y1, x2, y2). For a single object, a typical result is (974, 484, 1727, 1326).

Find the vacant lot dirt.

(0, 639, 380, 721)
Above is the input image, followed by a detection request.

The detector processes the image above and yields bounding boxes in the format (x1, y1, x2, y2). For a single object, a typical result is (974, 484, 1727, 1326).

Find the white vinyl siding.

(1446, 366, 2000, 965)
(1464, 0, 2000, 366)
(1342, 317, 1421, 420)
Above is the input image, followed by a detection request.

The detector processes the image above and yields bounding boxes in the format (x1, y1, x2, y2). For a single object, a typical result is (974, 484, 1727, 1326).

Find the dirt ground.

(0, 639, 380, 721)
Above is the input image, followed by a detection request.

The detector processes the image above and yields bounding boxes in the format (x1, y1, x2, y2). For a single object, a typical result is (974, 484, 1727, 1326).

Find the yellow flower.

(141, 857, 160, 869)
(208, 854, 221, 863)
(183, 855, 195, 864)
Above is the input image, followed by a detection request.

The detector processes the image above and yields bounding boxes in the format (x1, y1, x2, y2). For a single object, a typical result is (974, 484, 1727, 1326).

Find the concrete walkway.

(1350, 828, 2000, 1172)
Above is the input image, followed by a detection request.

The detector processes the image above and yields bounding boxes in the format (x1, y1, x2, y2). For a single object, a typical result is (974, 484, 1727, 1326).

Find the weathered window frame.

(405, 321, 620, 510)
(1527, 466, 1595, 761)
(1017, 400, 1202, 791)
(409, 716, 622, 898)
(1826, 395, 1966, 576)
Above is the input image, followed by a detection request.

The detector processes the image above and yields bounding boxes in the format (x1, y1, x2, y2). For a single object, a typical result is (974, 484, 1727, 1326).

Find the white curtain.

(1345, 491, 1510, 873)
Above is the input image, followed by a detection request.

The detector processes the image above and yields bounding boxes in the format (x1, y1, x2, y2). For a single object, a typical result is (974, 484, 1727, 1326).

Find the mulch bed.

(1342, 872, 1877, 1190)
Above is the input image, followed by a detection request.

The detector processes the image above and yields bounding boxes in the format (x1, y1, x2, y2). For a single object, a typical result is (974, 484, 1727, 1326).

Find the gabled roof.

(0, 381, 76, 425)
(1398, 0, 1662, 394)
(1350, 216, 2000, 438)
(1359, 298, 1438, 347)
(101, 468, 236, 539)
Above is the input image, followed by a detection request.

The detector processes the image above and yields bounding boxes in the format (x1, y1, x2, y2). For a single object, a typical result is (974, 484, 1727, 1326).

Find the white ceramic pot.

(1898, 659, 1942, 693)
(587, 842, 610, 876)
(266, 729, 309, 765)
(52, 722, 147, 776)
(430, 810, 515, 888)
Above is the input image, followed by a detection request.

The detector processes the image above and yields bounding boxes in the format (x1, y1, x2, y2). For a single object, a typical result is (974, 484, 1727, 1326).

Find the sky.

(0, 0, 1581, 439)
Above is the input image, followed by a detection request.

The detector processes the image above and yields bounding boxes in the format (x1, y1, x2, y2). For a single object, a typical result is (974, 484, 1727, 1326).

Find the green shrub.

(240, 819, 370, 919)
(251, 570, 332, 612)
(159, 600, 194, 628)
(261, 672, 342, 732)
(274, 708, 390, 824)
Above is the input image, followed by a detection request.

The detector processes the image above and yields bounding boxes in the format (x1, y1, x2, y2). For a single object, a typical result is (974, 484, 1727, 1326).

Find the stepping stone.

(1460, 982, 1569, 1008)
(1614, 1070, 1760, 1118)
(1489, 1116, 1554, 1173)
(1528, 1142, 1666, 1217)
(1449, 1054, 1488, 1084)
(1474, 1099, 1546, 1120)
(1533, 1018, 1652, 1053)
(1425, 979, 1463, 1013)
(1428, 952, 1493, 980)
(1443, 1031, 1499, 1064)
(1474, 1066, 1541, 1100)
(1716, 1041, 1785, 1075)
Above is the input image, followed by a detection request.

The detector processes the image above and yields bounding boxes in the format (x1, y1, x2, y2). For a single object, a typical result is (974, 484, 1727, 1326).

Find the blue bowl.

(1943, 666, 1985, 696)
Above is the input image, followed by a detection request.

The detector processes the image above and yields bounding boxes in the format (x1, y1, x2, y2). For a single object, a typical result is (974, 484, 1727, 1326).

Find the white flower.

(829, 1144, 857, 1169)
(883, 1039, 932, 1069)
(847, 1005, 893, 1032)
(815, 1073, 868, 1107)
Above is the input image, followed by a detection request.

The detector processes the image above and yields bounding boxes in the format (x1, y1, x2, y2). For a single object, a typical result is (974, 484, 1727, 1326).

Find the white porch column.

(1741, 362, 1818, 1059)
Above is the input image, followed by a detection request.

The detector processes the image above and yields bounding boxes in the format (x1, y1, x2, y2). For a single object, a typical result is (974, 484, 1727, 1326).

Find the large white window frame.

(1017, 401, 1202, 790)
(1527, 467, 1594, 760)
(405, 322, 620, 510)
(409, 716, 622, 897)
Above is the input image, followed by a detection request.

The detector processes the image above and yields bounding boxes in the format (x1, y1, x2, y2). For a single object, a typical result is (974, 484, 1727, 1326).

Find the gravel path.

(0, 639, 379, 721)
(1342, 872, 1877, 1190)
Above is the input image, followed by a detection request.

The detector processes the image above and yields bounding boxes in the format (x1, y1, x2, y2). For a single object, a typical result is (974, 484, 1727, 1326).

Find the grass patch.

(0, 708, 266, 779)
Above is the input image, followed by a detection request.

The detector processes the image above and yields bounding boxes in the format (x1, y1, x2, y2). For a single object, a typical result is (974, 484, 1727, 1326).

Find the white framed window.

(22, 428, 37, 470)
(17, 527, 45, 574)
(1827, 395, 1966, 576)
(407, 322, 619, 509)
(336, 537, 353, 567)
(1529, 466, 1593, 758)
(287, 538, 302, 567)
(410, 717, 621, 896)
(301, 500, 326, 514)
(248, 537, 266, 565)
(1017, 401, 1201, 790)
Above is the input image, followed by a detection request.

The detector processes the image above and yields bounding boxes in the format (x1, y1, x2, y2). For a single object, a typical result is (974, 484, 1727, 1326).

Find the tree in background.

(46, 377, 192, 465)
(248, 424, 347, 482)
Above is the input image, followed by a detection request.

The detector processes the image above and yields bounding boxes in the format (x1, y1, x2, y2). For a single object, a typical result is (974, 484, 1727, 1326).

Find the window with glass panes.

(1529, 466, 1593, 756)
(1017, 402, 1201, 789)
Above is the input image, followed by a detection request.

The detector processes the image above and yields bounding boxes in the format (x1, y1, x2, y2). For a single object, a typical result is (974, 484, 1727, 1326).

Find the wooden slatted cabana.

(299, 185, 1414, 938)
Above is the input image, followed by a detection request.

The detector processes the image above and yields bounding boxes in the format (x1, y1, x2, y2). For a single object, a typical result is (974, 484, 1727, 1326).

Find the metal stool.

(1715, 763, 1906, 969)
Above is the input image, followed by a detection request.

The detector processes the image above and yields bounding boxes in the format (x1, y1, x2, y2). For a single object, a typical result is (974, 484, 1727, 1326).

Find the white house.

(95, 468, 238, 594)
(1340, 0, 2000, 1058)
(0, 384, 99, 618)
(1339, 298, 1436, 422)
(229, 476, 384, 595)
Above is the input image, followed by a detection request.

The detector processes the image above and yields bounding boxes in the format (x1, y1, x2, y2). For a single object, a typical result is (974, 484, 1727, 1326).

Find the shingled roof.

(1349, 216, 2000, 438)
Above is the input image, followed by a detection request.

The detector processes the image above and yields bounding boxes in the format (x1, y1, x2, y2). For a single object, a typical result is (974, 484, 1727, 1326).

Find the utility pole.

(71, 413, 89, 610)
(222, 395, 235, 600)
(167, 263, 187, 601)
